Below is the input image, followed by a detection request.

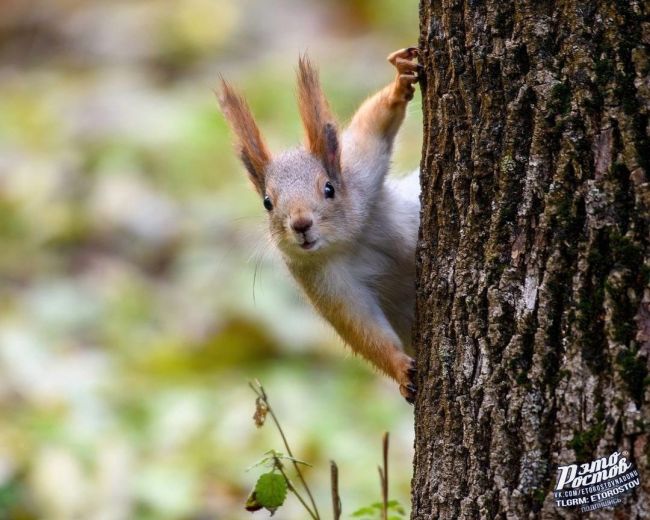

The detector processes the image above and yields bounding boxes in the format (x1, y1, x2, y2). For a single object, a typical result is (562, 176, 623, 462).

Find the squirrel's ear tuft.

(216, 78, 271, 195)
(297, 55, 341, 182)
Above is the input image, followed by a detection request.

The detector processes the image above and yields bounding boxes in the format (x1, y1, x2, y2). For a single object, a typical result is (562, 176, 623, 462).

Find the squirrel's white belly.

(352, 240, 417, 352)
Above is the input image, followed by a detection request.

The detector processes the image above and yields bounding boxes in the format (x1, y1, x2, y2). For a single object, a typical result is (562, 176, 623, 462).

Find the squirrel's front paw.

(387, 47, 421, 103)
(397, 356, 417, 405)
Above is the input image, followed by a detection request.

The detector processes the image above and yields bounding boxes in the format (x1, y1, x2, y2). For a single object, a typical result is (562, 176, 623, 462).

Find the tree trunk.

(412, 1, 649, 519)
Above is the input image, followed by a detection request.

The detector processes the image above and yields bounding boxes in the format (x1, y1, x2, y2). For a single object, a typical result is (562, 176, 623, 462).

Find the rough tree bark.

(412, 1, 649, 519)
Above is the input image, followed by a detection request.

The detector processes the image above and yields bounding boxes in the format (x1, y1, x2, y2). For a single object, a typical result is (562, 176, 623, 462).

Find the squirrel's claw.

(387, 47, 419, 65)
(397, 75, 417, 101)
(400, 383, 417, 405)
(399, 358, 418, 405)
(392, 57, 419, 75)
(387, 47, 420, 104)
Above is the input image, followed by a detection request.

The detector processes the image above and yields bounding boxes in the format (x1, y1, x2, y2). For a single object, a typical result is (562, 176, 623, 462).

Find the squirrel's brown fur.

(217, 79, 271, 194)
(296, 56, 341, 180)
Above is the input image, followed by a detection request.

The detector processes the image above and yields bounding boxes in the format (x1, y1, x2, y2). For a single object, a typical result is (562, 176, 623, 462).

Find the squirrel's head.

(218, 56, 354, 259)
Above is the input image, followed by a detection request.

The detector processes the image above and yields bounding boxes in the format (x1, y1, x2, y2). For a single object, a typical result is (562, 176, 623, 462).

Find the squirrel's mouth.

(299, 238, 317, 250)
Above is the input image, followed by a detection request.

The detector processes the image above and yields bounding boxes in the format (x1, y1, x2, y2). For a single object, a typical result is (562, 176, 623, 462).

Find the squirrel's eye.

(324, 182, 335, 199)
(263, 195, 273, 211)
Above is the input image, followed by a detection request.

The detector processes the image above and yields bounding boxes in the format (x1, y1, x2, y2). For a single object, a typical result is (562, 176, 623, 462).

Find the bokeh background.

(0, 1, 421, 518)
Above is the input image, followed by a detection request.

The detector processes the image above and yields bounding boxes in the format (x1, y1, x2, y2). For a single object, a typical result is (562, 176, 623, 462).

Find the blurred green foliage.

(0, 0, 421, 518)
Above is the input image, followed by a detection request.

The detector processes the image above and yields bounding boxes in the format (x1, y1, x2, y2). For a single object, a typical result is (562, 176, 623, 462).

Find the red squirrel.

(217, 48, 420, 402)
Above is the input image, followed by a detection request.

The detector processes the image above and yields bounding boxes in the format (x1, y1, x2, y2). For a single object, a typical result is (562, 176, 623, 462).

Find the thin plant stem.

(330, 460, 342, 520)
(378, 467, 386, 520)
(380, 432, 389, 520)
(274, 456, 319, 520)
(250, 381, 321, 519)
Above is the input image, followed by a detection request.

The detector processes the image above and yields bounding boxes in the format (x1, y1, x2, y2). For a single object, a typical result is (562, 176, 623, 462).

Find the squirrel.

(217, 47, 421, 403)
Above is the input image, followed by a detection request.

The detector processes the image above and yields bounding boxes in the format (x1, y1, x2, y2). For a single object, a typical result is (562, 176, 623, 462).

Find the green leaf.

(246, 450, 284, 472)
(351, 500, 406, 519)
(264, 449, 284, 457)
(275, 455, 312, 467)
(246, 450, 312, 472)
(351, 506, 378, 517)
(387, 499, 406, 515)
(254, 472, 288, 509)
(265, 449, 313, 467)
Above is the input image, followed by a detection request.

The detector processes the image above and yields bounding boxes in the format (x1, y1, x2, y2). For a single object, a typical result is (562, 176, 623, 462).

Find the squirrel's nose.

(291, 216, 313, 233)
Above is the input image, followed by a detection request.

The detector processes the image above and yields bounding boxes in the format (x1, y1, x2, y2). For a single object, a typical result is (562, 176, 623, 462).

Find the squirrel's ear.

(297, 55, 341, 182)
(217, 79, 271, 195)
